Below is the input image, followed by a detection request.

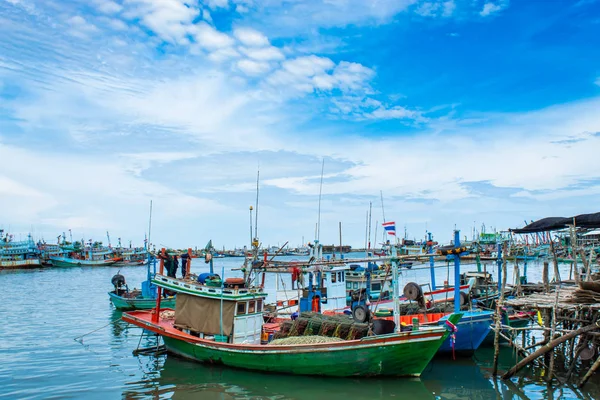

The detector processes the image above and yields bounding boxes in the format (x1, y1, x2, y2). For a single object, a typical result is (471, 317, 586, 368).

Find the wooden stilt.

(579, 353, 600, 388)
(492, 241, 508, 376)
(502, 322, 600, 379)
(543, 262, 549, 293)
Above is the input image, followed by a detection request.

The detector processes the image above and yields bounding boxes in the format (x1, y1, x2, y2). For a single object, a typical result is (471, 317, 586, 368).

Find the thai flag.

(382, 221, 396, 236)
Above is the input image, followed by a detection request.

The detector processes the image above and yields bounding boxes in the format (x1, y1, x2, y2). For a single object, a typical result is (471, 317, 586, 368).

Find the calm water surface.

(1, 256, 598, 399)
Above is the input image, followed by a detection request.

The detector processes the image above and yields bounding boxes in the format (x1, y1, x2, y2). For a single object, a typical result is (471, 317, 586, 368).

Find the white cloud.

(233, 27, 270, 47)
(480, 1, 507, 17)
(266, 56, 375, 98)
(366, 106, 419, 120)
(95, 0, 123, 14)
(67, 15, 100, 38)
(239, 45, 284, 61)
(236, 59, 272, 75)
(206, 0, 229, 9)
(442, 0, 456, 17)
(191, 21, 235, 49)
(123, 0, 200, 43)
(208, 47, 241, 62)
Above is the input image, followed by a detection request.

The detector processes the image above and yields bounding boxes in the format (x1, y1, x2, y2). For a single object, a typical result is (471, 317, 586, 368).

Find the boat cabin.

(258, 265, 348, 314)
(345, 264, 392, 304)
(153, 274, 267, 344)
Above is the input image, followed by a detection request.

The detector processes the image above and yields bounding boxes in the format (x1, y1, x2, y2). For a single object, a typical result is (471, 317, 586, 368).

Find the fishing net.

(268, 335, 345, 345)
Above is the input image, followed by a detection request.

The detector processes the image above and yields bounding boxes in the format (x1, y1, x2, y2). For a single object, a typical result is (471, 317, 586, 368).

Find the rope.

(74, 315, 122, 344)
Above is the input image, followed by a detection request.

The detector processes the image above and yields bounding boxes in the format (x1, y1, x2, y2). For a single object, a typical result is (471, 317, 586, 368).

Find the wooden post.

(493, 241, 508, 376)
(514, 259, 521, 296)
(186, 247, 192, 277)
(550, 240, 561, 283)
(503, 322, 600, 379)
(570, 224, 580, 283)
(153, 247, 166, 323)
(579, 248, 590, 282)
(579, 354, 600, 388)
(543, 262, 550, 293)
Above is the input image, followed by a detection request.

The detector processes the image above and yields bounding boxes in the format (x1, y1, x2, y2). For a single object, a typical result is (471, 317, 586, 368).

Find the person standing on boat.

(180, 252, 189, 278)
(158, 252, 175, 278)
(173, 255, 179, 279)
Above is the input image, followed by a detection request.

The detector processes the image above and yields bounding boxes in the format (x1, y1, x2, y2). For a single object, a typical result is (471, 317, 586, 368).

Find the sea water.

(0, 255, 598, 399)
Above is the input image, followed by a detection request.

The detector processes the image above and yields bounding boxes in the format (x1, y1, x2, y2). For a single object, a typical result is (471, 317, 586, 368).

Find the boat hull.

(124, 311, 459, 377)
(437, 311, 493, 354)
(0, 259, 42, 269)
(108, 292, 176, 310)
(50, 257, 116, 267)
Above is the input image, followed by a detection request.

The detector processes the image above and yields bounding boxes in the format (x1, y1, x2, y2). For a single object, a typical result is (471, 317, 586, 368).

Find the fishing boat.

(123, 248, 461, 377)
(0, 232, 42, 269)
(345, 263, 392, 304)
(108, 257, 177, 310)
(50, 241, 116, 267)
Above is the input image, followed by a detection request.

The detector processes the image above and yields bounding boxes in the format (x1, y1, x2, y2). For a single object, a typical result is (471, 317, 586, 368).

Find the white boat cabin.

(153, 274, 266, 344)
(257, 265, 348, 314)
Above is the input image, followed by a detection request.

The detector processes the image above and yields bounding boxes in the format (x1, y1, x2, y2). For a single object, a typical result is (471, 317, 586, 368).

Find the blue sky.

(1, 0, 600, 249)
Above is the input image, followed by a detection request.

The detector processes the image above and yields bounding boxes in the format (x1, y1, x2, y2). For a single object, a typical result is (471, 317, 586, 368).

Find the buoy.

(260, 331, 269, 345)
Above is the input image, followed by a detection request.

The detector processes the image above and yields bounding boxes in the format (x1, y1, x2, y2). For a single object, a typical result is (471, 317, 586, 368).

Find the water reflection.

(122, 354, 435, 400)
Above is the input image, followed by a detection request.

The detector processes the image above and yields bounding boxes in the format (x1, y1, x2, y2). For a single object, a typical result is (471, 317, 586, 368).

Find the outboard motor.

(111, 273, 127, 295)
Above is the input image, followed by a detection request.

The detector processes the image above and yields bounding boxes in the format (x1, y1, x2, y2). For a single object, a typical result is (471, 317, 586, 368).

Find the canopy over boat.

(511, 212, 600, 233)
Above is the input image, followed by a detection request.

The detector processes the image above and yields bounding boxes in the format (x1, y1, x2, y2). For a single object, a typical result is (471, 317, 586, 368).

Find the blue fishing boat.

(50, 240, 116, 267)
(0, 231, 42, 269)
(437, 310, 493, 353)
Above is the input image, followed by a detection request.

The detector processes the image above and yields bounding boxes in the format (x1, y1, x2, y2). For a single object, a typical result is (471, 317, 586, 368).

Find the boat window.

(338, 272, 344, 282)
(248, 300, 256, 314)
(346, 282, 352, 289)
(237, 302, 247, 315)
(371, 283, 381, 291)
(331, 272, 337, 283)
(353, 282, 359, 289)
(257, 299, 263, 312)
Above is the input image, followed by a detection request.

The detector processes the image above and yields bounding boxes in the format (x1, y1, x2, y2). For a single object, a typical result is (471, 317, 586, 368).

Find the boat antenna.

(368, 201, 372, 250)
(254, 167, 259, 240)
(380, 190, 386, 244)
(148, 200, 153, 252)
(249, 205, 253, 251)
(317, 158, 325, 242)
(380, 190, 386, 222)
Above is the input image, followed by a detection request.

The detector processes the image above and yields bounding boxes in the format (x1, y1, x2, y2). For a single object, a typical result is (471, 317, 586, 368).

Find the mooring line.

(74, 316, 123, 344)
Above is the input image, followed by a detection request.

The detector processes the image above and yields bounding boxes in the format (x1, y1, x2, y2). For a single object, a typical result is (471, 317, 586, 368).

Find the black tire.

(352, 304, 371, 323)
(459, 291, 470, 306)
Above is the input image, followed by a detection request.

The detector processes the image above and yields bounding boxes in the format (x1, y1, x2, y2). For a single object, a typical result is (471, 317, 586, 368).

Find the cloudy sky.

(1, 0, 599, 249)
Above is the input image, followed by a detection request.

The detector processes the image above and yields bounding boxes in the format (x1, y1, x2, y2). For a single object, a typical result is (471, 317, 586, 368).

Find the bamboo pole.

(546, 287, 561, 382)
(550, 241, 561, 283)
(543, 261, 550, 293)
(502, 322, 600, 379)
(493, 241, 508, 376)
(579, 353, 600, 388)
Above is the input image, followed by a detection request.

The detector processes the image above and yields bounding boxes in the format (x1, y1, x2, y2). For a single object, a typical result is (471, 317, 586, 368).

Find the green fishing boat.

(123, 251, 460, 377)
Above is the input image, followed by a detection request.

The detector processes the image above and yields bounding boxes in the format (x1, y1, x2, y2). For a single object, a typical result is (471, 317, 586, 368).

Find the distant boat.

(0, 232, 42, 269)
(50, 242, 116, 267)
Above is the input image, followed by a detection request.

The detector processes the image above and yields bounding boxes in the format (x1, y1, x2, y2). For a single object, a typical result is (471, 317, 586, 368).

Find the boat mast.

(317, 158, 324, 242)
(367, 201, 372, 252)
(254, 168, 259, 241)
(147, 200, 153, 281)
(380, 191, 386, 245)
